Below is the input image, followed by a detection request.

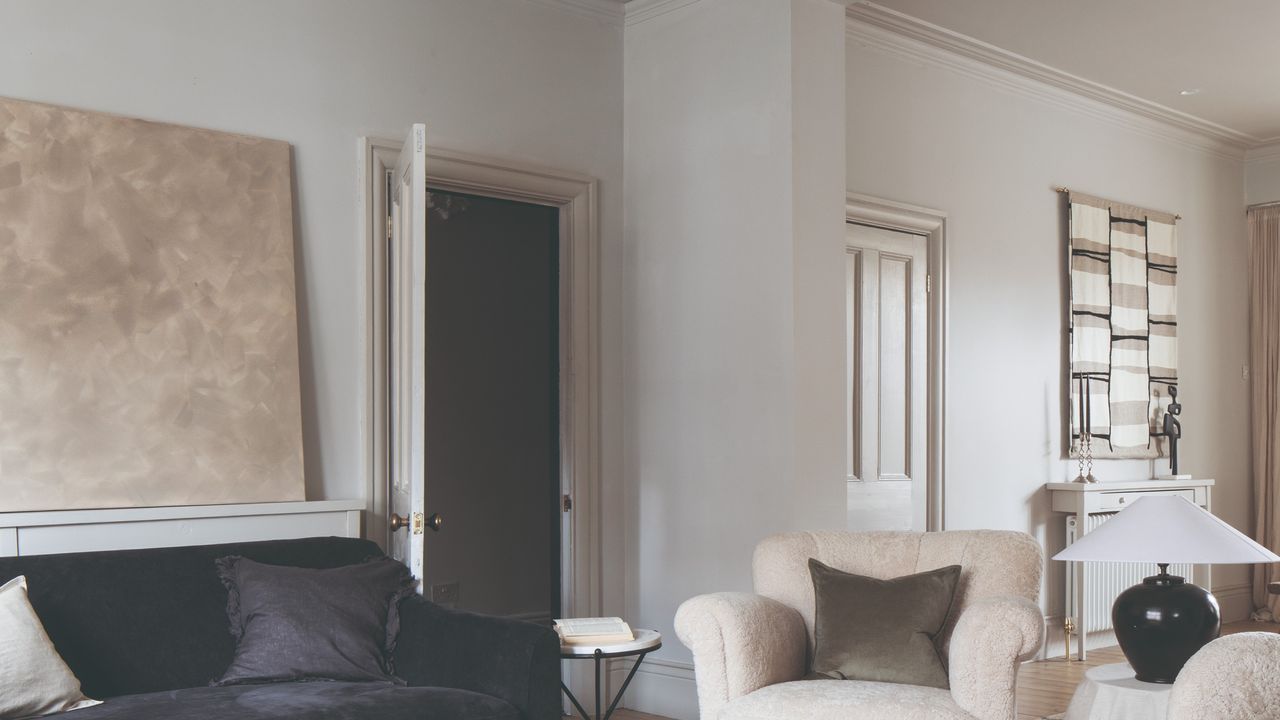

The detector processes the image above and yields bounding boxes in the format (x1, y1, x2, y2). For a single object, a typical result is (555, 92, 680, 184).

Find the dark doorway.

(421, 188, 561, 624)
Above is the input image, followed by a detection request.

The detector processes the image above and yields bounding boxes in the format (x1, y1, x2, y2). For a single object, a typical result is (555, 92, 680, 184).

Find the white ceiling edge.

(529, 0, 1256, 158)
(847, 2, 1260, 155)
(525, 0, 625, 25)
(1246, 141, 1280, 165)
(625, 0, 853, 27)
(625, 0, 701, 26)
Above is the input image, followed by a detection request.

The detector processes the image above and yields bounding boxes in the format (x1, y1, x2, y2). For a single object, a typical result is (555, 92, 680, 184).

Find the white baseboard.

(1215, 582, 1253, 624)
(609, 656, 699, 720)
(1040, 614, 1062, 660)
(1040, 615, 1118, 660)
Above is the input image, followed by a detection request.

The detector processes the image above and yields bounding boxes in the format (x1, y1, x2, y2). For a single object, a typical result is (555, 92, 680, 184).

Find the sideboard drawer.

(1096, 488, 1197, 512)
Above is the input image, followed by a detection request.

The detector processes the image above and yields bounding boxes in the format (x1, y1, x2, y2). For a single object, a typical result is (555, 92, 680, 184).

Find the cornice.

(625, 0, 702, 27)
(1246, 141, 1280, 165)
(626, 0, 849, 26)
(525, 0, 625, 25)
(846, 2, 1253, 160)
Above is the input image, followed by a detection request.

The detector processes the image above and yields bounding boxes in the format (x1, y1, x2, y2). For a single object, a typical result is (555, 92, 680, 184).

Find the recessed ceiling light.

(1179, 89, 1201, 96)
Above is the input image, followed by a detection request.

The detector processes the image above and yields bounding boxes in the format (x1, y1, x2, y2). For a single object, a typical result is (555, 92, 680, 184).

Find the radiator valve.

(1063, 617, 1077, 661)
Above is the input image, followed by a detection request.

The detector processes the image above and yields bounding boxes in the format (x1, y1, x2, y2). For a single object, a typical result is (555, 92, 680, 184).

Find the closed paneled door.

(846, 223, 928, 531)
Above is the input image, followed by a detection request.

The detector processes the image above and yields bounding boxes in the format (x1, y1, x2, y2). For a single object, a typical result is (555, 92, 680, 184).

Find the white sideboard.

(1047, 478, 1215, 660)
(0, 499, 364, 557)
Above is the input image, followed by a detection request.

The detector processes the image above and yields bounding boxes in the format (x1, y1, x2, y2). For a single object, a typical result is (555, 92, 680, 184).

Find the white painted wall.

(846, 39, 1251, 623)
(622, 1, 847, 716)
(1246, 146, 1280, 205)
(0, 0, 626, 613)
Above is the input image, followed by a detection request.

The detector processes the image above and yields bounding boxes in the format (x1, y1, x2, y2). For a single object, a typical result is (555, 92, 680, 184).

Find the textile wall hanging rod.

(1054, 186, 1182, 220)
(1247, 200, 1280, 210)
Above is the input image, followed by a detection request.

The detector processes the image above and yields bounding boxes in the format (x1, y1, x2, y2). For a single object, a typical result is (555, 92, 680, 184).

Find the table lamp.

(1053, 494, 1280, 683)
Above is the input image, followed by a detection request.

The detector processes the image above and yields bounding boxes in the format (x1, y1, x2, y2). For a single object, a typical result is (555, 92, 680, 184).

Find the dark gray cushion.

(62, 681, 519, 720)
(807, 559, 961, 689)
(214, 556, 415, 686)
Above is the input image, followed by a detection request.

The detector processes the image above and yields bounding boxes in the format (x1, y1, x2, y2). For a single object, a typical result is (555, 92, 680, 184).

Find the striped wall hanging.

(1067, 191, 1178, 459)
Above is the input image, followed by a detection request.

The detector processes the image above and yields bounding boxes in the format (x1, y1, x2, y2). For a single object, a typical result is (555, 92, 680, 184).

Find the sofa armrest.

(948, 594, 1045, 720)
(674, 592, 806, 720)
(393, 595, 560, 720)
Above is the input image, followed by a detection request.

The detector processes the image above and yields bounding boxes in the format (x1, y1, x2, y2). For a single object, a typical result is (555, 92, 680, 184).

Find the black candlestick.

(1162, 387, 1182, 476)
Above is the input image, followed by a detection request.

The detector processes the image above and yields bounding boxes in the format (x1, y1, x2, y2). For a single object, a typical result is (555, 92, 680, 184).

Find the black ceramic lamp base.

(1111, 565, 1220, 683)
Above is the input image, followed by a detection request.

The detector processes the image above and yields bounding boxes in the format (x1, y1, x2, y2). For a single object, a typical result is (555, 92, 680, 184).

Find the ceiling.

(865, 0, 1280, 144)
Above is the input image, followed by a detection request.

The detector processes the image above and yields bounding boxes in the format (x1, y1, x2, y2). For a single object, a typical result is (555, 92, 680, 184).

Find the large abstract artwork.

(0, 98, 305, 511)
(1068, 191, 1178, 459)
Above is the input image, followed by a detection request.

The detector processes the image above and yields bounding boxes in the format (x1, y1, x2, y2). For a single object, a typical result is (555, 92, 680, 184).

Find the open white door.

(846, 222, 929, 532)
(388, 124, 427, 584)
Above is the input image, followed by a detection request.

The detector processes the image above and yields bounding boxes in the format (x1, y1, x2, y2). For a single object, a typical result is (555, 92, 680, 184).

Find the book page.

(554, 617, 631, 637)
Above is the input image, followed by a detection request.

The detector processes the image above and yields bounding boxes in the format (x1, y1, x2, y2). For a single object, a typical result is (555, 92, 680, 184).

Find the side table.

(560, 629, 662, 720)
(1064, 663, 1171, 720)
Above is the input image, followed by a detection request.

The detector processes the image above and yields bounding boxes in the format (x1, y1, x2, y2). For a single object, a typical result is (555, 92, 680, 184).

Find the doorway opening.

(420, 187, 561, 623)
(846, 222, 927, 531)
(358, 139, 602, 628)
(844, 194, 947, 532)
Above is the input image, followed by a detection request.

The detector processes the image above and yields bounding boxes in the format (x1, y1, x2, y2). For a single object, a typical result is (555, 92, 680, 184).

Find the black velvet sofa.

(0, 536, 560, 720)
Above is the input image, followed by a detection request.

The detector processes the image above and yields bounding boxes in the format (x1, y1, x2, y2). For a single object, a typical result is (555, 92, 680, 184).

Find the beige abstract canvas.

(0, 98, 305, 511)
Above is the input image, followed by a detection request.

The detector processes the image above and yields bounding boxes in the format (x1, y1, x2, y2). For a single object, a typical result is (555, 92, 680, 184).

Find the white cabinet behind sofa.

(0, 500, 363, 557)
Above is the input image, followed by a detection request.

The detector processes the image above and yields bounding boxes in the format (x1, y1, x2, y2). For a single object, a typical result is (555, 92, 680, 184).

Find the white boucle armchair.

(1167, 632, 1280, 719)
(675, 530, 1044, 720)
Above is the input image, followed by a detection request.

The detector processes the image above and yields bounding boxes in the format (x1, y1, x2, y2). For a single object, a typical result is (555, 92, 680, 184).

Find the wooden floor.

(610, 621, 1279, 720)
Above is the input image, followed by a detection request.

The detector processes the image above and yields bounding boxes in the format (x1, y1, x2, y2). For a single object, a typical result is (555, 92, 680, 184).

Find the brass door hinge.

(562, 494, 572, 512)
(386, 214, 393, 240)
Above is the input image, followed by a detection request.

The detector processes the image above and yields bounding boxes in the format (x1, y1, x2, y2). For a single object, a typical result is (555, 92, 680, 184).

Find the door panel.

(846, 250, 861, 480)
(878, 253, 910, 479)
(388, 125, 427, 584)
(846, 223, 927, 531)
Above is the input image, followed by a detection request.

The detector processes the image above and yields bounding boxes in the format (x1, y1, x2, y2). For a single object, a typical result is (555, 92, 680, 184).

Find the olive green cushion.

(807, 559, 961, 689)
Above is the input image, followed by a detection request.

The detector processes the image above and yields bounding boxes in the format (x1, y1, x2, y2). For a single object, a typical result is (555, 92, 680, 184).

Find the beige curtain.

(1251, 205, 1280, 618)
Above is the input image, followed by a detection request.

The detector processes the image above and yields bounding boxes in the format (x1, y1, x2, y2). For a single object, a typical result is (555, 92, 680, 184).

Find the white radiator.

(1065, 513, 1195, 635)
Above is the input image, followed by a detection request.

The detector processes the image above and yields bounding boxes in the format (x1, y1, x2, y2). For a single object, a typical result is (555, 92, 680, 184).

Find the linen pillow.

(213, 556, 415, 686)
(0, 576, 101, 719)
(807, 559, 961, 689)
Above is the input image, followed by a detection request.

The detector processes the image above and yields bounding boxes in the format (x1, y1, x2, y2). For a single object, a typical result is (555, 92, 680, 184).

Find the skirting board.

(1041, 620, 1118, 660)
(611, 656, 699, 720)
(1215, 583, 1255, 625)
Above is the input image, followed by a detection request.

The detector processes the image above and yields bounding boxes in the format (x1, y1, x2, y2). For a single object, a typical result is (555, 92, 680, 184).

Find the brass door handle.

(390, 512, 442, 533)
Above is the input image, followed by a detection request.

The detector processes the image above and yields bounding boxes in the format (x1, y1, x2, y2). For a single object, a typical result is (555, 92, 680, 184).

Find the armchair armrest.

(675, 592, 807, 720)
(948, 594, 1045, 720)
(393, 595, 560, 720)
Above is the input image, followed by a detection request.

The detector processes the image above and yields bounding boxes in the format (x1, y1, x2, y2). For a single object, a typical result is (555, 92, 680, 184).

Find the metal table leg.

(602, 651, 650, 720)
(560, 649, 655, 720)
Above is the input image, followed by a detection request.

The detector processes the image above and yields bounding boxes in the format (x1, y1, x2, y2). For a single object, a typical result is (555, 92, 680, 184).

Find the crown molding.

(625, 0, 850, 26)
(525, 0, 625, 25)
(846, 2, 1254, 159)
(625, 0, 702, 26)
(1246, 141, 1280, 164)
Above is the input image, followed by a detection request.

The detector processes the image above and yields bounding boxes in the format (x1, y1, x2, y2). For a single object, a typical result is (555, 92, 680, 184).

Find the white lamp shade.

(1052, 494, 1280, 565)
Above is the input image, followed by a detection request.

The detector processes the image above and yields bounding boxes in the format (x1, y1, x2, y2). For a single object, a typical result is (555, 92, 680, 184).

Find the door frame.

(358, 137, 603, 621)
(845, 192, 948, 531)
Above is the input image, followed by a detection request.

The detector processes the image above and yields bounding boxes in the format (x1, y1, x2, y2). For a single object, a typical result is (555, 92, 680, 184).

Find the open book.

(553, 617, 634, 646)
